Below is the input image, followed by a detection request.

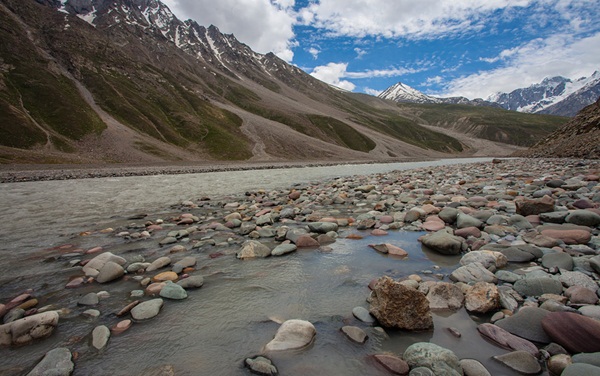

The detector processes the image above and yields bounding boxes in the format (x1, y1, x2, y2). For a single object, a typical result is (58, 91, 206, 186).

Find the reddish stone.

(116, 300, 140, 317)
(421, 221, 445, 232)
(295, 235, 319, 247)
(146, 225, 163, 232)
(516, 195, 555, 216)
(373, 354, 409, 375)
(379, 215, 394, 224)
(455, 226, 481, 238)
(209, 252, 224, 259)
(541, 229, 592, 245)
(478, 323, 539, 356)
(565, 286, 598, 305)
(288, 190, 301, 200)
(177, 218, 194, 225)
(542, 312, 600, 353)
(371, 229, 388, 236)
(346, 234, 363, 240)
(65, 277, 85, 289)
(112, 319, 132, 334)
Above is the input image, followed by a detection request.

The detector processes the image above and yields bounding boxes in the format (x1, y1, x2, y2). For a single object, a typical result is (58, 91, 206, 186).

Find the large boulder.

(264, 319, 315, 351)
(426, 282, 464, 310)
(419, 230, 466, 255)
(82, 252, 126, 278)
(0, 311, 59, 346)
(403, 342, 462, 376)
(369, 276, 433, 330)
(237, 240, 271, 259)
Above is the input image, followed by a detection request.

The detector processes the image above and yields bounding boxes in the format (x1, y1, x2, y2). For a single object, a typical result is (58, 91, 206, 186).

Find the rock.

(566, 210, 600, 227)
(294, 234, 319, 247)
(127, 262, 150, 273)
(92, 325, 110, 350)
(82, 252, 126, 278)
(373, 354, 409, 375)
(559, 270, 598, 291)
(493, 351, 541, 375)
(237, 240, 271, 259)
(456, 213, 483, 229)
(541, 252, 574, 271)
(403, 342, 462, 376)
(426, 282, 464, 310)
(477, 323, 539, 355)
(172, 257, 197, 274)
(513, 277, 563, 297)
(307, 222, 338, 233)
(516, 195, 555, 216)
(572, 352, 600, 367)
(369, 276, 433, 330)
(498, 245, 543, 262)
(547, 354, 572, 376)
(352, 306, 375, 324)
(450, 262, 497, 284)
(159, 281, 188, 300)
(496, 270, 522, 283)
(264, 319, 315, 351)
(177, 275, 204, 289)
(419, 230, 465, 255)
(579, 305, 600, 320)
(465, 282, 499, 313)
(0, 311, 59, 346)
(454, 226, 481, 238)
(421, 220, 445, 232)
(460, 250, 507, 268)
(565, 286, 598, 305)
(27, 347, 73, 376)
(77, 292, 99, 306)
(152, 271, 179, 282)
(111, 319, 132, 334)
(271, 243, 297, 256)
(409, 367, 435, 376)
(541, 228, 592, 245)
(146, 256, 171, 272)
(459, 359, 490, 376)
(540, 211, 569, 224)
(130, 299, 163, 321)
(341, 326, 368, 343)
(561, 363, 600, 376)
(438, 207, 460, 224)
(495, 307, 552, 343)
(82, 309, 100, 318)
(245, 356, 277, 376)
(542, 311, 600, 353)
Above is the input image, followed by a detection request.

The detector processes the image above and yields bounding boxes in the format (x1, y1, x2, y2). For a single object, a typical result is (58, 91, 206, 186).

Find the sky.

(161, 0, 600, 100)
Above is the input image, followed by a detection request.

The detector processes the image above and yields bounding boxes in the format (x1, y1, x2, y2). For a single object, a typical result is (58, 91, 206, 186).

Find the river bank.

(1, 158, 599, 375)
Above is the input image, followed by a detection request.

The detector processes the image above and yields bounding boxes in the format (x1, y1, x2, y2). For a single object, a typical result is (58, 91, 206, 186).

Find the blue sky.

(162, 0, 600, 99)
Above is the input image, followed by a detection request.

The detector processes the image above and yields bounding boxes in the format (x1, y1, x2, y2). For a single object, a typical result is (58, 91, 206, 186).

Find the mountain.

(516, 96, 600, 159)
(488, 72, 600, 117)
(379, 82, 502, 108)
(0, 0, 566, 164)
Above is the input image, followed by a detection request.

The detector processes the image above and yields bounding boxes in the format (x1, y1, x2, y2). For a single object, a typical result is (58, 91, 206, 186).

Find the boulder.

(245, 356, 277, 376)
(26, 347, 73, 376)
(495, 307, 551, 343)
(493, 351, 541, 375)
(515, 195, 555, 216)
(450, 262, 497, 284)
(542, 312, 600, 353)
(237, 240, 271, 259)
(373, 354, 409, 375)
(541, 252, 573, 271)
(460, 250, 507, 269)
(82, 252, 126, 278)
(477, 323, 539, 355)
(91, 325, 110, 350)
(513, 277, 563, 297)
(426, 282, 464, 310)
(403, 342, 462, 376)
(459, 359, 490, 376)
(0, 311, 59, 346)
(419, 230, 466, 255)
(264, 319, 315, 351)
(465, 282, 499, 313)
(565, 210, 600, 227)
(369, 276, 433, 330)
(96, 261, 125, 283)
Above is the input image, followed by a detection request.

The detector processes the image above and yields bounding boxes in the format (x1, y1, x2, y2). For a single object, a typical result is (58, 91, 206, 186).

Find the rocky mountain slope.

(517, 97, 600, 159)
(0, 0, 566, 164)
(379, 82, 500, 108)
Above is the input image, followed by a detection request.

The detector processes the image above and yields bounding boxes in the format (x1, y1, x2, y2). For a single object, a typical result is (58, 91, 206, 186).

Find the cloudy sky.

(161, 0, 600, 99)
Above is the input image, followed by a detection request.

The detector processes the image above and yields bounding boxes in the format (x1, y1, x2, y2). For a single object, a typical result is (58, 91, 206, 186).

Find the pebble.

(92, 325, 110, 350)
(264, 319, 315, 351)
(493, 351, 541, 374)
(26, 347, 73, 376)
(341, 326, 368, 343)
(130, 298, 164, 321)
(159, 281, 188, 300)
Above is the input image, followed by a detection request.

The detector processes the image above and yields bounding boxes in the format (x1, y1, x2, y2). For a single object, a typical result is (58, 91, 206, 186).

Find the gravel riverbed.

(1, 158, 600, 376)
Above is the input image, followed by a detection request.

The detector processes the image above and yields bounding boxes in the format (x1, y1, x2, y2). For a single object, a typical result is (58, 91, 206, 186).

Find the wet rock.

(152, 271, 178, 282)
(77, 292, 99, 306)
(513, 277, 563, 297)
(0, 311, 59, 346)
(82, 252, 126, 278)
(465, 282, 499, 313)
(579, 305, 600, 319)
(561, 363, 600, 376)
(92, 325, 110, 350)
(403, 342, 462, 376)
(373, 354, 409, 375)
(496, 270, 522, 283)
(540, 211, 569, 224)
(82, 309, 100, 319)
(459, 359, 490, 376)
(127, 262, 150, 273)
(438, 207, 460, 224)
(369, 276, 433, 330)
(542, 311, 600, 353)
(341, 326, 367, 343)
(369, 243, 408, 257)
(111, 319, 132, 335)
(4, 308, 25, 323)
(177, 275, 204, 289)
(426, 282, 464, 310)
(547, 354, 572, 376)
(352, 306, 375, 324)
(450, 262, 497, 284)
(454, 226, 481, 238)
(409, 367, 435, 376)
(264, 319, 315, 351)
(559, 270, 598, 291)
(565, 286, 598, 305)
(419, 230, 466, 255)
(493, 351, 541, 375)
(130, 298, 163, 321)
(146, 256, 171, 272)
(541, 228, 592, 245)
(566, 210, 600, 227)
(572, 352, 600, 367)
(26, 347, 73, 376)
(245, 356, 277, 375)
(477, 323, 539, 355)
(159, 281, 188, 300)
(294, 234, 319, 247)
(516, 195, 555, 216)
(456, 213, 483, 229)
(271, 243, 297, 256)
(307, 222, 338, 233)
(172, 257, 197, 274)
(495, 307, 552, 343)
(541, 252, 573, 271)
(237, 240, 271, 259)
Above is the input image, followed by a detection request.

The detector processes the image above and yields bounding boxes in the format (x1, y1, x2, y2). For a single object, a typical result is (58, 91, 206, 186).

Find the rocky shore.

(1, 158, 600, 375)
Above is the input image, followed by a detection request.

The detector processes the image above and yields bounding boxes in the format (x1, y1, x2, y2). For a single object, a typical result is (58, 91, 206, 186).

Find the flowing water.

(0, 158, 536, 375)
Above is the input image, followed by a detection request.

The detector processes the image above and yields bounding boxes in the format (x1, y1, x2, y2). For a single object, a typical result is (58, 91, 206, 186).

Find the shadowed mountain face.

(517, 97, 600, 159)
(0, 0, 566, 164)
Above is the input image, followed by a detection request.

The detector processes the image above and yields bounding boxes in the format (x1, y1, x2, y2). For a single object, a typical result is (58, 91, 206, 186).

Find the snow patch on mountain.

(379, 82, 440, 104)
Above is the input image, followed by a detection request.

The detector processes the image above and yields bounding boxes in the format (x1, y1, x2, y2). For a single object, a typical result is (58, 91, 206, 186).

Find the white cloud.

(308, 47, 320, 59)
(441, 32, 600, 99)
(354, 48, 367, 59)
(422, 76, 443, 86)
(310, 62, 356, 91)
(159, 0, 297, 62)
(364, 87, 383, 96)
(303, 0, 533, 39)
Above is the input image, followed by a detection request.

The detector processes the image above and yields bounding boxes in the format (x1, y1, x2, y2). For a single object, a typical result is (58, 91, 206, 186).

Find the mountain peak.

(379, 82, 440, 104)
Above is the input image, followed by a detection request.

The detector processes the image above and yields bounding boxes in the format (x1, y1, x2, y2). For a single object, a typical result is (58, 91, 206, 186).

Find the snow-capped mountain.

(487, 72, 600, 117)
(379, 82, 441, 104)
